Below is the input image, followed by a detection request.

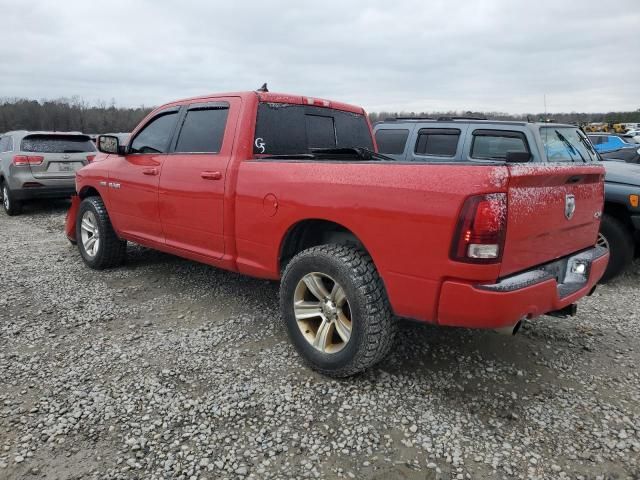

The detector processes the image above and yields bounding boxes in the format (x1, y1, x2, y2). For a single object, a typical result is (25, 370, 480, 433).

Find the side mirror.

(505, 151, 531, 163)
(97, 135, 121, 154)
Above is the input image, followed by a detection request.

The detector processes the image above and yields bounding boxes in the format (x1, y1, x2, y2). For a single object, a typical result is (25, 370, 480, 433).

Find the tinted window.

(175, 106, 229, 153)
(415, 128, 460, 157)
(0, 137, 7, 153)
(254, 103, 373, 155)
(375, 129, 409, 154)
(21, 135, 96, 153)
(471, 130, 528, 160)
(306, 115, 336, 149)
(130, 112, 179, 154)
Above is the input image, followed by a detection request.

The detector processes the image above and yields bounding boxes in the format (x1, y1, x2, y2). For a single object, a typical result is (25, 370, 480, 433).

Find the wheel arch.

(603, 201, 634, 231)
(278, 218, 372, 273)
(78, 185, 101, 199)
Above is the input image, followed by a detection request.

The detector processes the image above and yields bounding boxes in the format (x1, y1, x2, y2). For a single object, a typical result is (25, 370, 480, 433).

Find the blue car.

(588, 133, 640, 164)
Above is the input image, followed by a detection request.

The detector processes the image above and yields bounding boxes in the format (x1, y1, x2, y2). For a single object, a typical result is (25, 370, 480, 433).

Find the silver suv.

(0, 131, 96, 215)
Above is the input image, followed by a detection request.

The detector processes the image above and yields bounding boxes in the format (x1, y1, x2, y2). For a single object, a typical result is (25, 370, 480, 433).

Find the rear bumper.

(437, 246, 609, 329)
(13, 186, 76, 201)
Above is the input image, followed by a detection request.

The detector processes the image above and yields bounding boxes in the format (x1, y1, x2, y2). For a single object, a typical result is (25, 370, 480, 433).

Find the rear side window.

(130, 112, 179, 154)
(254, 103, 373, 155)
(0, 136, 8, 152)
(375, 129, 409, 154)
(471, 130, 529, 160)
(21, 135, 95, 153)
(415, 128, 460, 157)
(175, 105, 229, 153)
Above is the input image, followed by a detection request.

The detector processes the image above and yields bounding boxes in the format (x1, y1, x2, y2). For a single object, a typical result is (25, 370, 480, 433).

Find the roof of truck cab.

(156, 91, 366, 115)
(2, 130, 87, 137)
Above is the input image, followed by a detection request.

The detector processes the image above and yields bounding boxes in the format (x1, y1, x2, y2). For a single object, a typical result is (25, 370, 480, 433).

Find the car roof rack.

(385, 116, 435, 121)
(386, 115, 488, 122)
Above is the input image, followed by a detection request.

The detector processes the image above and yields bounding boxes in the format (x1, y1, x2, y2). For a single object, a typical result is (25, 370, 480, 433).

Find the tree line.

(1, 98, 639, 134)
(0, 97, 152, 134)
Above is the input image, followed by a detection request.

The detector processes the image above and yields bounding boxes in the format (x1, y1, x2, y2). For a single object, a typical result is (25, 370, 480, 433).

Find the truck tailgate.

(500, 164, 605, 276)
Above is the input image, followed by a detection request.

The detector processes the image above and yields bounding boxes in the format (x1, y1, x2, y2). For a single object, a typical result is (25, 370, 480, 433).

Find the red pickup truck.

(66, 90, 609, 376)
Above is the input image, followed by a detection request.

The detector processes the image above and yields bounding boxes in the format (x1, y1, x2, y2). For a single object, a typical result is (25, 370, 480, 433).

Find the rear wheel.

(598, 213, 634, 282)
(280, 244, 396, 377)
(1, 182, 22, 216)
(77, 196, 126, 269)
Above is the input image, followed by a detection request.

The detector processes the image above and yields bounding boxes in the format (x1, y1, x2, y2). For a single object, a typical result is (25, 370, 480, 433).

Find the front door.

(158, 98, 240, 259)
(108, 108, 180, 243)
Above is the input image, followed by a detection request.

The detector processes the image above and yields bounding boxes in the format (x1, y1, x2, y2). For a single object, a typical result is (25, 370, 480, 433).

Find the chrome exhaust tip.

(494, 320, 522, 336)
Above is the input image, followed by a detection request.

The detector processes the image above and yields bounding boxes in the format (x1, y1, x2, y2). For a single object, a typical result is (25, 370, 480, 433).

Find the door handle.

(201, 171, 222, 180)
(142, 167, 159, 176)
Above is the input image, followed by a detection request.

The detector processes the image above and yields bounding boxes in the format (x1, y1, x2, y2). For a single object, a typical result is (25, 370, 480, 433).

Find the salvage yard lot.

(1, 200, 639, 480)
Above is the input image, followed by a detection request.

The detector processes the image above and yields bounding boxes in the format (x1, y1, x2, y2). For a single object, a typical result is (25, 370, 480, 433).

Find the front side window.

(375, 129, 409, 154)
(253, 103, 373, 155)
(471, 130, 529, 160)
(540, 127, 598, 162)
(130, 112, 179, 154)
(21, 135, 95, 153)
(415, 128, 460, 157)
(174, 106, 229, 153)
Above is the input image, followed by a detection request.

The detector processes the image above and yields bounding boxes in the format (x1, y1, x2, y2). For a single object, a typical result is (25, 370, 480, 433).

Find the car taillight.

(12, 155, 44, 166)
(450, 193, 507, 263)
(86, 155, 96, 163)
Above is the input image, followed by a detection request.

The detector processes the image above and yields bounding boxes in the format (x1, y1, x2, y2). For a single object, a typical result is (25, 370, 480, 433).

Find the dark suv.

(0, 131, 96, 215)
(373, 117, 636, 281)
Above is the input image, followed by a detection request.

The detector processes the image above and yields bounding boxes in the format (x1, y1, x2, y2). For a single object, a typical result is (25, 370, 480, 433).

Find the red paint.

(65, 195, 79, 241)
(70, 91, 608, 328)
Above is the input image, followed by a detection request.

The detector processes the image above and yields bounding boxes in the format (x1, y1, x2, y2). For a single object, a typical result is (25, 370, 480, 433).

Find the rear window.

(254, 103, 373, 155)
(175, 105, 229, 153)
(21, 135, 96, 153)
(471, 130, 528, 160)
(415, 128, 460, 157)
(375, 129, 409, 154)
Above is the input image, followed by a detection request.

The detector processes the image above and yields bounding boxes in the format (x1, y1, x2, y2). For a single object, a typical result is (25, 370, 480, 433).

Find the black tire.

(280, 244, 396, 377)
(76, 196, 126, 269)
(1, 181, 22, 216)
(599, 213, 634, 282)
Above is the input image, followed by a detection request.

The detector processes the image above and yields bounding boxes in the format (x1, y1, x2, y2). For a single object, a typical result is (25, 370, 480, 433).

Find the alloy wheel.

(597, 233, 610, 250)
(293, 272, 352, 354)
(80, 210, 100, 257)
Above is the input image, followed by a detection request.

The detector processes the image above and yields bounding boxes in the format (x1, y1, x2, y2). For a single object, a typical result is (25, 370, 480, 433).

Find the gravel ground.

(1, 200, 639, 480)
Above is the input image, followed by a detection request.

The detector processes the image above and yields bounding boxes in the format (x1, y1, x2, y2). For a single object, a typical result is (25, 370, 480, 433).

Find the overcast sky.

(1, 0, 639, 113)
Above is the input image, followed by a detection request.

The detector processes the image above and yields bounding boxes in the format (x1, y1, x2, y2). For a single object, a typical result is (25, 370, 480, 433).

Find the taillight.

(450, 193, 507, 263)
(13, 155, 44, 166)
(86, 155, 96, 163)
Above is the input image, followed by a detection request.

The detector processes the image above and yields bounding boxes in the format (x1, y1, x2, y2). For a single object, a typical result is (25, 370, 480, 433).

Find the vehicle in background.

(0, 131, 96, 215)
(588, 133, 640, 164)
(65, 93, 607, 377)
(599, 161, 640, 280)
(622, 130, 640, 143)
(373, 117, 635, 281)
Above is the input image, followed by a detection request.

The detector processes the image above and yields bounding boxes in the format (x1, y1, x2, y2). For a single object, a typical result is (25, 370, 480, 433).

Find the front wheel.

(598, 214, 634, 282)
(280, 244, 396, 377)
(76, 196, 126, 269)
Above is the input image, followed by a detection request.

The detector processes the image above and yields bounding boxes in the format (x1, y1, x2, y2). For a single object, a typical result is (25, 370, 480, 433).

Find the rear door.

(158, 98, 240, 259)
(21, 134, 95, 179)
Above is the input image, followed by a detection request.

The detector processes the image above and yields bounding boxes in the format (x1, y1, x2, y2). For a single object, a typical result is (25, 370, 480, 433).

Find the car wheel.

(76, 196, 126, 269)
(1, 182, 22, 216)
(280, 244, 396, 377)
(598, 214, 634, 282)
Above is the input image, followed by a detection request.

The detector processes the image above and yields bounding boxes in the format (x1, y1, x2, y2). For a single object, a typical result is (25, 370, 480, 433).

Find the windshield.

(254, 102, 374, 155)
(540, 127, 597, 162)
